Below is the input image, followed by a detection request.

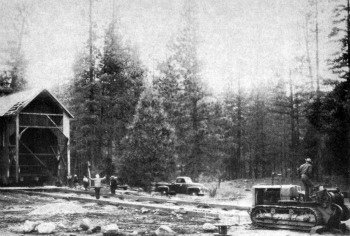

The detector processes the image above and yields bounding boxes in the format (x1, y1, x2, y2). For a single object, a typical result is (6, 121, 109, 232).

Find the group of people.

(67, 174, 80, 188)
(68, 174, 119, 199)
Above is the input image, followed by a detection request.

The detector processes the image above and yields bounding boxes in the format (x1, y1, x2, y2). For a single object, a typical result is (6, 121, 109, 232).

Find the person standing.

(297, 158, 314, 201)
(73, 174, 79, 189)
(110, 176, 118, 195)
(67, 175, 73, 188)
(89, 174, 106, 199)
(83, 176, 89, 191)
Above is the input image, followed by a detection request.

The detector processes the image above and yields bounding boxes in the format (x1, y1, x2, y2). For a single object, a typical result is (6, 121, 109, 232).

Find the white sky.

(0, 0, 337, 94)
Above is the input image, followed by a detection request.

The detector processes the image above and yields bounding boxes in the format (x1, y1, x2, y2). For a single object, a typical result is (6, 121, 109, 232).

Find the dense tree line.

(2, 0, 350, 188)
(54, 1, 314, 188)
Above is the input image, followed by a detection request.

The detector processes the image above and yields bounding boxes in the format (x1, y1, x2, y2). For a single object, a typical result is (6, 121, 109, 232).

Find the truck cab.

(154, 176, 207, 196)
(173, 177, 189, 193)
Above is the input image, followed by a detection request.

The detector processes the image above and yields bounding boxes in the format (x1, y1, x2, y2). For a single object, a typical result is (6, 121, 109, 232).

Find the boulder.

(37, 222, 56, 234)
(92, 225, 102, 233)
(141, 207, 150, 213)
(80, 218, 92, 231)
(102, 223, 119, 236)
(202, 223, 216, 232)
(23, 220, 40, 233)
(155, 225, 176, 236)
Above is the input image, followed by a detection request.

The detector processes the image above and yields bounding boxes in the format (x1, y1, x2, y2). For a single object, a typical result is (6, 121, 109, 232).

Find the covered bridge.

(0, 89, 73, 186)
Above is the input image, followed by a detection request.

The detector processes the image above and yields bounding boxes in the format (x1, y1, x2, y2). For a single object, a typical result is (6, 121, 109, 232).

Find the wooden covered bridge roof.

(0, 89, 73, 118)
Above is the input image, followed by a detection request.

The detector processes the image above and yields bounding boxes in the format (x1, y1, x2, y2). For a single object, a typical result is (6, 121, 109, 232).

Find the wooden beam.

(15, 115, 19, 183)
(19, 125, 62, 129)
(46, 115, 60, 128)
(87, 161, 91, 187)
(19, 141, 48, 169)
(19, 127, 29, 139)
(5, 118, 10, 183)
(60, 153, 66, 168)
(19, 153, 57, 156)
(20, 112, 63, 116)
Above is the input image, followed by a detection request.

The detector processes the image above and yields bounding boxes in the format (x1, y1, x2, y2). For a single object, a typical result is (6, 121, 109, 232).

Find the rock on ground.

(155, 225, 177, 236)
(91, 225, 102, 233)
(79, 218, 92, 230)
(23, 220, 41, 233)
(102, 223, 119, 235)
(202, 223, 216, 232)
(37, 222, 56, 234)
(141, 207, 150, 213)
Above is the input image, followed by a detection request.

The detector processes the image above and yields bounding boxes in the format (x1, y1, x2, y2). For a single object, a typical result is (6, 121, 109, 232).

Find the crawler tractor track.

(250, 205, 323, 231)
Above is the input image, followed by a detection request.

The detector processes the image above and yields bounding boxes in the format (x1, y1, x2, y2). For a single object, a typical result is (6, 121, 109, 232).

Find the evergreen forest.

(1, 0, 350, 188)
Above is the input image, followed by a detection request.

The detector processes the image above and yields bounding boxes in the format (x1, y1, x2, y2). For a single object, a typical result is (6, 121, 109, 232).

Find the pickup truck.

(152, 176, 207, 196)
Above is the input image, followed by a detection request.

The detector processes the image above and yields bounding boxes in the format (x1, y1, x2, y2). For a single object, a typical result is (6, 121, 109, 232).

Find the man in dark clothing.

(67, 175, 73, 188)
(297, 158, 314, 201)
(110, 176, 118, 195)
(73, 175, 79, 189)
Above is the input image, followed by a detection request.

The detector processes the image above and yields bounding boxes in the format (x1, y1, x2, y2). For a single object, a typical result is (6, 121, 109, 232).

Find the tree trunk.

(10, 4, 28, 89)
(315, 0, 320, 94)
(289, 69, 297, 180)
(88, 0, 95, 170)
(303, 14, 314, 91)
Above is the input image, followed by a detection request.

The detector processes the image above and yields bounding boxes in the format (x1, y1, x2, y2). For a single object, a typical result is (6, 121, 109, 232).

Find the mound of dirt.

(29, 201, 88, 215)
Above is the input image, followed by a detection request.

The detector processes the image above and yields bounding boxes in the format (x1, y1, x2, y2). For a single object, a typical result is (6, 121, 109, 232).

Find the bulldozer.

(249, 184, 350, 231)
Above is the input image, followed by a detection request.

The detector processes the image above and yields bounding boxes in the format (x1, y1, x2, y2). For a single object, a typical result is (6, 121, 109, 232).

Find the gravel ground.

(1, 181, 350, 235)
(0, 191, 309, 236)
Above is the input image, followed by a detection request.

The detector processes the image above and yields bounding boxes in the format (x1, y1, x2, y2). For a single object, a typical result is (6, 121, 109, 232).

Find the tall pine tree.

(97, 21, 145, 175)
(119, 88, 176, 189)
(155, 0, 210, 179)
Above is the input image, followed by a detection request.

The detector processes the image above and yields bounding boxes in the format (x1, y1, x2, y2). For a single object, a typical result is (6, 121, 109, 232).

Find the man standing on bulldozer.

(297, 158, 314, 201)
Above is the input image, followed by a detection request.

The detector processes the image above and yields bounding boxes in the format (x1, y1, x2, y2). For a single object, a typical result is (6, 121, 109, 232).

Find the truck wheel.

(161, 190, 168, 196)
(189, 191, 197, 196)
